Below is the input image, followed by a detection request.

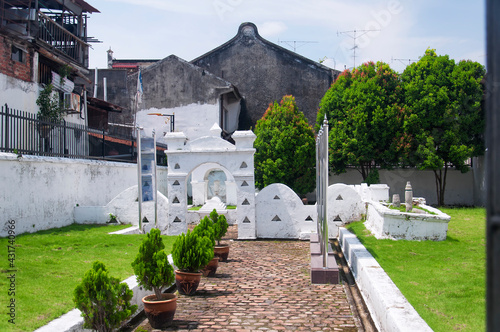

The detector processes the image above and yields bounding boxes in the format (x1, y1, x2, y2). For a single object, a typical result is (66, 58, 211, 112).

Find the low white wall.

(74, 186, 170, 234)
(0, 153, 168, 237)
(339, 228, 432, 332)
(330, 168, 476, 206)
(365, 201, 451, 241)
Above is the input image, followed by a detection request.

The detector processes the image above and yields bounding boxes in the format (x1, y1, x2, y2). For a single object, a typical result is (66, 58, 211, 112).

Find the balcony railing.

(37, 11, 88, 67)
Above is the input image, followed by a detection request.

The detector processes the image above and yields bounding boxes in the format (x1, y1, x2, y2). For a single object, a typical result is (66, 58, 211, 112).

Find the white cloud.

(259, 21, 287, 38)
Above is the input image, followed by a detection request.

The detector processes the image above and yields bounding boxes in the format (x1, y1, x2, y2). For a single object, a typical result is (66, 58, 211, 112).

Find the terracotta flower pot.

(142, 293, 177, 329)
(214, 244, 230, 262)
(202, 257, 219, 277)
(175, 270, 202, 295)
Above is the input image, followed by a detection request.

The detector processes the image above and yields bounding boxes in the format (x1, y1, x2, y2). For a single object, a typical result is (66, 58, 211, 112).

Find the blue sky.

(85, 0, 485, 73)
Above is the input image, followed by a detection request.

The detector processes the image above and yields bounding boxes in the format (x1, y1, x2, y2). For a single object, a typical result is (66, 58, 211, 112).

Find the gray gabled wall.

(192, 22, 339, 129)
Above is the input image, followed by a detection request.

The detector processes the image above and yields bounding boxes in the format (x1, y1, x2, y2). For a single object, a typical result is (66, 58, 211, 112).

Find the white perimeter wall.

(330, 168, 477, 206)
(0, 153, 167, 236)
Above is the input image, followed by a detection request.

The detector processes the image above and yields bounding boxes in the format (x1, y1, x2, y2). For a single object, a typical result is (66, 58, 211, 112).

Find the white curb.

(339, 227, 433, 332)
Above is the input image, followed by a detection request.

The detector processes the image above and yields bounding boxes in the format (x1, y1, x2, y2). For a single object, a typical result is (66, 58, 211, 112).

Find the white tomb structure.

(164, 124, 257, 239)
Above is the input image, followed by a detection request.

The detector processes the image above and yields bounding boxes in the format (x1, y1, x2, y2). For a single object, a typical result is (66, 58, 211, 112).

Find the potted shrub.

(210, 209, 230, 262)
(172, 229, 213, 295)
(193, 215, 219, 277)
(74, 261, 137, 332)
(131, 228, 177, 329)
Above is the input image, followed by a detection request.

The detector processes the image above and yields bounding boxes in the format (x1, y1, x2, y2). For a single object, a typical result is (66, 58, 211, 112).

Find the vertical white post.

(316, 115, 329, 268)
(153, 129, 158, 228)
(93, 68, 98, 98)
(136, 127, 143, 232)
(322, 116, 329, 268)
(103, 77, 107, 102)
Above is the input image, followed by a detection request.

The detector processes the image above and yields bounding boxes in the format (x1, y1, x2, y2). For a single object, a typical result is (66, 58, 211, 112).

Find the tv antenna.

(391, 57, 417, 67)
(337, 29, 379, 68)
(278, 39, 318, 53)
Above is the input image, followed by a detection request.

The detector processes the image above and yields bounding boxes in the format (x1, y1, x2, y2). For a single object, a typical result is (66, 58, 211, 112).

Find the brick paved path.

(133, 226, 360, 331)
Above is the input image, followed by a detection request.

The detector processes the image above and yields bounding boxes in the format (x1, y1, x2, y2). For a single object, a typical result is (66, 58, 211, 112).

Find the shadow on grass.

(15, 223, 122, 238)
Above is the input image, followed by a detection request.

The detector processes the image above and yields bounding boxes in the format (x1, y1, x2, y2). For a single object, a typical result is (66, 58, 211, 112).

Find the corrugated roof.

(73, 0, 100, 13)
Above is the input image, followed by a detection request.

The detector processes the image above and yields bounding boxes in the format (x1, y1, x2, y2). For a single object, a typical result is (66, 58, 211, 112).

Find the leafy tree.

(254, 95, 315, 196)
(74, 261, 137, 332)
(316, 61, 404, 182)
(36, 83, 62, 123)
(401, 49, 485, 205)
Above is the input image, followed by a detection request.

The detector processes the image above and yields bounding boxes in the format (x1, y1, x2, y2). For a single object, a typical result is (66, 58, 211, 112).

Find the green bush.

(192, 215, 215, 246)
(254, 95, 316, 196)
(209, 209, 228, 245)
(73, 261, 137, 332)
(172, 230, 214, 273)
(36, 83, 63, 123)
(131, 228, 175, 300)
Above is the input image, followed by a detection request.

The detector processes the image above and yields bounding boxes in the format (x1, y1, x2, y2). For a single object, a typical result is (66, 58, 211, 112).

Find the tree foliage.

(401, 49, 485, 205)
(316, 61, 404, 182)
(36, 83, 63, 123)
(74, 261, 137, 332)
(254, 95, 316, 195)
(131, 228, 174, 300)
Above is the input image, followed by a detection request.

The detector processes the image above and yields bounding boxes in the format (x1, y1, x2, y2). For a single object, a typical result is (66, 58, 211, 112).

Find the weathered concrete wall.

(131, 55, 234, 111)
(0, 152, 167, 236)
(87, 68, 133, 136)
(330, 168, 477, 206)
(137, 103, 219, 141)
(0, 72, 39, 114)
(192, 22, 338, 129)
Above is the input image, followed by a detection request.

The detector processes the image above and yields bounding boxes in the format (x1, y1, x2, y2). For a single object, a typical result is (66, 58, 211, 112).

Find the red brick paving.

(133, 226, 359, 331)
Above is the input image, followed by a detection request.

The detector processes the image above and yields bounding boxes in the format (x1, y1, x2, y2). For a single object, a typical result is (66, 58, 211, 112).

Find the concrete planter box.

(365, 201, 451, 241)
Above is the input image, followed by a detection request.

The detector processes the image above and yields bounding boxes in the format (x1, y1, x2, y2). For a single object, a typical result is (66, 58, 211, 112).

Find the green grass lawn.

(0, 224, 176, 332)
(346, 207, 485, 332)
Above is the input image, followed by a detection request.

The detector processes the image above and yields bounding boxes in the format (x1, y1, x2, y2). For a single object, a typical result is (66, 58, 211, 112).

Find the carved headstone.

(392, 194, 400, 207)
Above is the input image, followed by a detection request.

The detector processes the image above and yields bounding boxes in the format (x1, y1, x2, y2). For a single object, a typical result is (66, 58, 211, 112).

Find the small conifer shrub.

(172, 230, 213, 273)
(74, 261, 137, 332)
(131, 228, 175, 300)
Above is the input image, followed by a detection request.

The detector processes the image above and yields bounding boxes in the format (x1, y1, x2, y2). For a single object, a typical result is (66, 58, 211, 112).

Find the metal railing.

(37, 11, 87, 66)
(0, 103, 140, 162)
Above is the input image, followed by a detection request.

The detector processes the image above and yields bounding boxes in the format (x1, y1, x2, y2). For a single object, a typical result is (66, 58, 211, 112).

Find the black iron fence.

(0, 103, 146, 162)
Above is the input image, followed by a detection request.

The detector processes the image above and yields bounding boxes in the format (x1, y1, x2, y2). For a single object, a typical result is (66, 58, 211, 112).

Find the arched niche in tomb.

(189, 163, 237, 206)
(164, 124, 257, 239)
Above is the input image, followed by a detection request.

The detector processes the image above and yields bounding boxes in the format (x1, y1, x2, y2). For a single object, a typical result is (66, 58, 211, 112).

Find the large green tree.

(254, 95, 315, 196)
(316, 61, 404, 182)
(401, 49, 485, 205)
